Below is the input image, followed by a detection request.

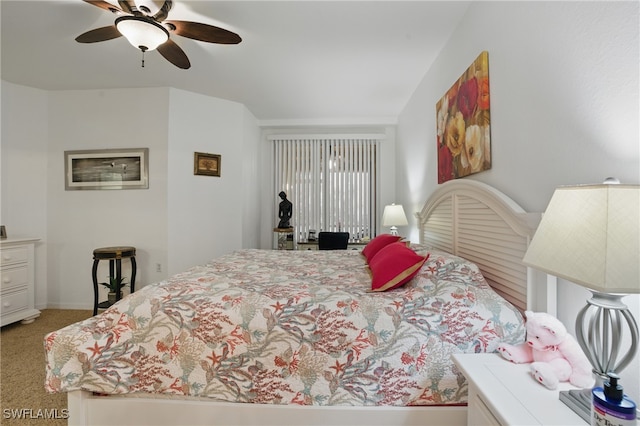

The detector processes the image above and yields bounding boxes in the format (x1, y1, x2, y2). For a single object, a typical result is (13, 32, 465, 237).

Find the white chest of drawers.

(1, 238, 40, 327)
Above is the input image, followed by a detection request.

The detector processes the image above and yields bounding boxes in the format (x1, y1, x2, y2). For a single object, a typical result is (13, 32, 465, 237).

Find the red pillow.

(369, 242, 429, 292)
(361, 234, 402, 263)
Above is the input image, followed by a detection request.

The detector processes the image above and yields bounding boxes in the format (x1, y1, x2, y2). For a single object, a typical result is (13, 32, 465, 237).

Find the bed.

(45, 180, 546, 426)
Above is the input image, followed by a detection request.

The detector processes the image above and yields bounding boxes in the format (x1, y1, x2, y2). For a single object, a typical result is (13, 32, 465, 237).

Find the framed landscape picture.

(194, 152, 221, 177)
(436, 51, 491, 184)
(64, 148, 149, 190)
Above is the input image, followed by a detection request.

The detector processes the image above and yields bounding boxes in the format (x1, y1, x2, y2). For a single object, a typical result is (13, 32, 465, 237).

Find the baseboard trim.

(43, 303, 94, 310)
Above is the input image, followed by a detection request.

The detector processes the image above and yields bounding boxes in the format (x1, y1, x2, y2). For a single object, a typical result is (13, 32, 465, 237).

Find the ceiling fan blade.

(82, 0, 124, 13)
(76, 26, 122, 43)
(165, 20, 241, 44)
(157, 39, 191, 69)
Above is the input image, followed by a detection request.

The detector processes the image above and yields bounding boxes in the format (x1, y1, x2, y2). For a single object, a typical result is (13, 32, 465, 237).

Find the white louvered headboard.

(416, 180, 542, 312)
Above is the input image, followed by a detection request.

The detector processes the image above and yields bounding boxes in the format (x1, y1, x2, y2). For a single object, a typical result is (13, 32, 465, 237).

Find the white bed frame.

(67, 180, 546, 426)
(416, 179, 547, 313)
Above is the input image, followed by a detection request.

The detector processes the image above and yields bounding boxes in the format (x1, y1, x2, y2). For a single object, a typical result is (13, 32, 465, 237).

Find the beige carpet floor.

(1, 309, 92, 426)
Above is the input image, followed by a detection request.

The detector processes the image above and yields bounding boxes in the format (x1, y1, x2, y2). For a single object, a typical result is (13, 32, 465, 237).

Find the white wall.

(396, 1, 639, 404)
(166, 88, 258, 274)
(241, 108, 262, 250)
(1, 84, 260, 311)
(1, 82, 49, 307)
(46, 88, 171, 309)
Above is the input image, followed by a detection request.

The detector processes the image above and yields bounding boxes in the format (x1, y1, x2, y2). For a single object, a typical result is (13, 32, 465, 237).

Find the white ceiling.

(1, 1, 470, 124)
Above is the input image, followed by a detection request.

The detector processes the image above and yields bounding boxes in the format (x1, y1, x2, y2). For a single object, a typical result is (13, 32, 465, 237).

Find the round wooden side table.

(91, 246, 137, 315)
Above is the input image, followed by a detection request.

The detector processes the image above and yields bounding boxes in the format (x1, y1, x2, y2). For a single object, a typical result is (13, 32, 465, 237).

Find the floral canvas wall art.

(436, 51, 491, 184)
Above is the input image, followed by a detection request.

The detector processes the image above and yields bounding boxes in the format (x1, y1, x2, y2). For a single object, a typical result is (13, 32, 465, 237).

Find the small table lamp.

(382, 204, 408, 236)
(522, 180, 639, 421)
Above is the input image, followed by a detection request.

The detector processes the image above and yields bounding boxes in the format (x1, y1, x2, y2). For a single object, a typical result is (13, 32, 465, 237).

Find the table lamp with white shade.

(382, 204, 408, 236)
(522, 179, 639, 421)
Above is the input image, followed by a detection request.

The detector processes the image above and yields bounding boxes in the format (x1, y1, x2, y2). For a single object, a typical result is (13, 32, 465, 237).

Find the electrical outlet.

(156, 263, 162, 273)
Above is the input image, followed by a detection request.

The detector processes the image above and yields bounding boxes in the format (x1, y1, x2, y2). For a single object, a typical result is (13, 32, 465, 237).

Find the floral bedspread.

(44, 248, 525, 406)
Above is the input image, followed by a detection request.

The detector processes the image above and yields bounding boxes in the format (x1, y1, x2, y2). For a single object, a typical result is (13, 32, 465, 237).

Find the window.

(272, 136, 381, 242)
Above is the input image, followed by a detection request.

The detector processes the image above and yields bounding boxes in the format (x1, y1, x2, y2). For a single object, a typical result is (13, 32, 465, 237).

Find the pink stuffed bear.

(497, 311, 594, 390)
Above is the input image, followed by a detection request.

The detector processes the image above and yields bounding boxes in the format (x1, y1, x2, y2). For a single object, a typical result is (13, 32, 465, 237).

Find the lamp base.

(559, 389, 591, 423)
(389, 226, 398, 236)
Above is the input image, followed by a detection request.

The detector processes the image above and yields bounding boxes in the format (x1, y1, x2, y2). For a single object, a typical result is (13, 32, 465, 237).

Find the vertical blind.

(272, 136, 380, 242)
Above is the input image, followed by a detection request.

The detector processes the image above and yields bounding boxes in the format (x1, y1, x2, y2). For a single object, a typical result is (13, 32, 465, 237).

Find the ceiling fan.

(76, 0, 242, 69)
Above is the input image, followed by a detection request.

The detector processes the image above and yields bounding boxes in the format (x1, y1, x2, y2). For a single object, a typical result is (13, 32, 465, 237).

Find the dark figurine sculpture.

(278, 191, 293, 228)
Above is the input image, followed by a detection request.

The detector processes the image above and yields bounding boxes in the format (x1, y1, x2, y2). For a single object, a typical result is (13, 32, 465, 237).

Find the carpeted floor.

(1, 309, 92, 426)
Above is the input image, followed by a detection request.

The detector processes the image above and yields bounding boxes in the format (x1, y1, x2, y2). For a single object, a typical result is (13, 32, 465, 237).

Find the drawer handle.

(2, 255, 11, 261)
(3, 277, 11, 284)
(2, 301, 10, 308)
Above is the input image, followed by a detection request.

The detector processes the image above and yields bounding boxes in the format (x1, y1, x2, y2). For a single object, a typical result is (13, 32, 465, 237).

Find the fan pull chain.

(141, 50, 145, 68)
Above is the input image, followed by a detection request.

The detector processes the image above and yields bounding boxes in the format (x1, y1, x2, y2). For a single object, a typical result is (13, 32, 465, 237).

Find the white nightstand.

(453, 353, 587, 425)
(1, 237, 41, 327)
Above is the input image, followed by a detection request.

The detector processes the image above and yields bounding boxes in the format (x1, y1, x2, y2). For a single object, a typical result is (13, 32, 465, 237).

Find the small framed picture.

(194, 152, 221, 177)
(0, 225, 6, 239)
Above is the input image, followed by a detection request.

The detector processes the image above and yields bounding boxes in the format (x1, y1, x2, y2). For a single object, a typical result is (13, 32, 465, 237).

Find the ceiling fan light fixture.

(115, 16, 169, 52)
